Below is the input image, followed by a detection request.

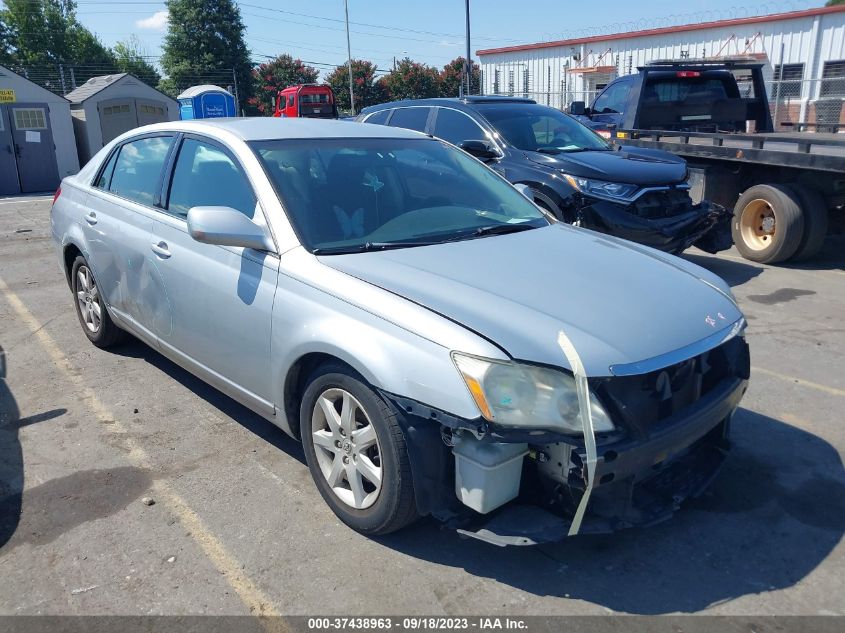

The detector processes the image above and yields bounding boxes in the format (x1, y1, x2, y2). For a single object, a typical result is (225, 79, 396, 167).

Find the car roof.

(133, 117, 428, 141)
(360, 96, 536, 114)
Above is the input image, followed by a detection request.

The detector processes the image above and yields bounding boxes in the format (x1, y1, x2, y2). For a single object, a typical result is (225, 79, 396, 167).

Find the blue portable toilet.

(177, 85, 237, 119)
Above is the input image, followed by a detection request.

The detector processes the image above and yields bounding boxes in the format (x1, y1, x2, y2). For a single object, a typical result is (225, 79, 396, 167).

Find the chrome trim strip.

(609, 317, 745, 377)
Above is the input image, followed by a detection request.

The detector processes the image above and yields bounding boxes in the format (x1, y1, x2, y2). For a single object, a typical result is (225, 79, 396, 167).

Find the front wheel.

(300, 364, 418, 535)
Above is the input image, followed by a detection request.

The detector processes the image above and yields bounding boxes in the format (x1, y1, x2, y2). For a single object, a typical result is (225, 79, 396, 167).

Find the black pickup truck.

(572, 58, 844, 264)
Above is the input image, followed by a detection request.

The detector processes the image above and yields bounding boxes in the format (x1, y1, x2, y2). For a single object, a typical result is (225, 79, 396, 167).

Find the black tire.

(788, 184, 829, 262)
(732, 184, 804, 264)
(299, 363, 418, 535)
(70, 255, 125, 348)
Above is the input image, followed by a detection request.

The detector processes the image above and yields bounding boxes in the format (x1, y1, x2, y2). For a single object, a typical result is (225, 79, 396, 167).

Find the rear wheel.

(300, 364, 418, 535)
(732, 184, 804, 264)
(70, 256, 125, 348)
(788, 184, 829, 262)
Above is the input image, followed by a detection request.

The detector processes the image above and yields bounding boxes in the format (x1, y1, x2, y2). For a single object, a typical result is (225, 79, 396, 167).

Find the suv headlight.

(562, 173, 639, 203)
(452, 353, 615, 434)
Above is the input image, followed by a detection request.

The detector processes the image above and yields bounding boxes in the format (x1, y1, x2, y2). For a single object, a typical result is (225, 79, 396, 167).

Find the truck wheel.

(732, 184, 804, 264)
(300, 363, 418, 535)
(787, 184, 829, 262)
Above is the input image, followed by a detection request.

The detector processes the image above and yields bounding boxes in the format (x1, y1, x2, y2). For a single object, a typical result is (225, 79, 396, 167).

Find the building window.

(13, 108, 47, 130)
(772, 63, 804, 99)
(820, 60, 845, 98)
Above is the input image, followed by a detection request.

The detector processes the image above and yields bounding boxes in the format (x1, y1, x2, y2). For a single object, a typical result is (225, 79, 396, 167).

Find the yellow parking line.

(752, 365, 845, 397)
(0, 275, 287, 630)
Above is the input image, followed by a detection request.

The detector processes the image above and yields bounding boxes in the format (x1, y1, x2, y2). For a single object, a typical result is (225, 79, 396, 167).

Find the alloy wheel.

(76, 265, 102, 333)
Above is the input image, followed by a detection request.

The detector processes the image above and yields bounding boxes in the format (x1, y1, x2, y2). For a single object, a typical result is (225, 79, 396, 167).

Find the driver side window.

(592, 81, 630, 114)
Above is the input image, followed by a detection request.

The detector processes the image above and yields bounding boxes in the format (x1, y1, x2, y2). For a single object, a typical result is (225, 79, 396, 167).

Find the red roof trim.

(476, 6, 845, 56)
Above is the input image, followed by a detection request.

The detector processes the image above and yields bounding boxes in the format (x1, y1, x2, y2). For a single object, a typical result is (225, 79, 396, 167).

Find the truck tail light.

(676, 71, 701, 78)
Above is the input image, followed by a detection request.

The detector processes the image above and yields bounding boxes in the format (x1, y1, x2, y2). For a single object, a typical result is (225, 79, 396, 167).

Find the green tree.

(439, 57, 480, 98)
(380, 57, 441, 101)
(160, 0, 252, 109)
(826, 0, 844, 6)
(0, 17, 15, 65)
(249, 54, 319, 115)
(325, 59, 386, 114)
(113, 35, 160, 87)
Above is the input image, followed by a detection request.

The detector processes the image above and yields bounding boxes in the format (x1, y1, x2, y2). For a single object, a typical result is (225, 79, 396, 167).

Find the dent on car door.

(82, 134, 174, 340)
(150, 136, 279, 413)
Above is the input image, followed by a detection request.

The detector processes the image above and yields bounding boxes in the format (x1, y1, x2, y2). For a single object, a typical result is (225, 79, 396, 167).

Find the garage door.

(99, 99, 137, 145)
(136, 99, 169, 126)
(9, 103, 60, 193)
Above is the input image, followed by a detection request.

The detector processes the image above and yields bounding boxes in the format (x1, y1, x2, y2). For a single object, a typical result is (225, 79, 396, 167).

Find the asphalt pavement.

(0, 195, 843, 617)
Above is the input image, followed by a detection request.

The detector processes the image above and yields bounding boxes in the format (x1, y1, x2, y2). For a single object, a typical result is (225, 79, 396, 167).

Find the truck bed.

(617, 129, 845, 173)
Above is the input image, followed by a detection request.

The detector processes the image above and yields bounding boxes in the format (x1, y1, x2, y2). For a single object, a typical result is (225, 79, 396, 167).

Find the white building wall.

(479, 10, 845, 108)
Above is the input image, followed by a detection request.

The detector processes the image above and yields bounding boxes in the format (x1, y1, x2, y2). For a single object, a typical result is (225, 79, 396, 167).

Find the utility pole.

(344, 0, 355, 113)
(464, 0, 472, 96)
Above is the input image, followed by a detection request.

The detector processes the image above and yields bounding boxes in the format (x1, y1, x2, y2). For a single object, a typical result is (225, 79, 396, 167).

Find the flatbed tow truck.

(572, 58, 844, 263)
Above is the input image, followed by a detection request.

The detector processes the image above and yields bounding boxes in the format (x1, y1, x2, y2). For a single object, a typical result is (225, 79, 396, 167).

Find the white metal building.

(477, 5, 845, 127)
(0, 65, 79, 195)
(66, 73, 179, 164)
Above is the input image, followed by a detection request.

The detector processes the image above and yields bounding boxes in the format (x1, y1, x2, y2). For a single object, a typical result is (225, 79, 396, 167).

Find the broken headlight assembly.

(451, 352, 614, 434)
(562, 173, 640, 203)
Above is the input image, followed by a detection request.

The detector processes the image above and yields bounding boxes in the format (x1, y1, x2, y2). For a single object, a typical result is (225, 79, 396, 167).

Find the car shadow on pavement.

(111, 338, 305, 464)
(0, 377, 67, 549)
(682, 253, 763, 287)
(377, 407, 845, 614)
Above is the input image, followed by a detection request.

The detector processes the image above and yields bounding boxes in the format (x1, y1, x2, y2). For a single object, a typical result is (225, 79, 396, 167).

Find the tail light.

(52, 186, 61, 206)
(676, 71, 701, 78)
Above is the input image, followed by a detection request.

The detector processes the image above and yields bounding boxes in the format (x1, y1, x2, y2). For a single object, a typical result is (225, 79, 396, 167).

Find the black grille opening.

(631, 188, 694, 219)
(593, 336, 749, 437)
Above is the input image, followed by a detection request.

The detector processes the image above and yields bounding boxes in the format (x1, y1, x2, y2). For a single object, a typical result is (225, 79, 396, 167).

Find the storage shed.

(66, 73, 178, 164)
(177, 85, 237, 120)
(0, 65, 79, 195)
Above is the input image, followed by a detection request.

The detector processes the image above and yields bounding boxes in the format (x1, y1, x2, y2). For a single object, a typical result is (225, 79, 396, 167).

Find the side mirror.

(569, 101, 587, 116)
(187, 206, 274, 252)
(459, 139, 500, 161)
(513, 183, 534, 201)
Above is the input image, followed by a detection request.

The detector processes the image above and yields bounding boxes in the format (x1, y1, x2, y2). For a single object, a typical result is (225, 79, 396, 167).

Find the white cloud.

(136, 10, 169, 31)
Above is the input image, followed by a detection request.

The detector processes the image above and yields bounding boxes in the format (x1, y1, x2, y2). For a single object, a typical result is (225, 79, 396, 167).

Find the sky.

(54, 0, 829, 77)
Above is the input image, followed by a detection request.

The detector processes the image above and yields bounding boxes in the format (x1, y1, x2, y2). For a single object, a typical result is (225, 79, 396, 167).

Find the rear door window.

(388, 107, 431, 132)
(108, 135, 173, 206)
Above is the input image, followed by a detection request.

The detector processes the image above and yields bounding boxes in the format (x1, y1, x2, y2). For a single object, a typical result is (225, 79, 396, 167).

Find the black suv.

(357, 96, 731, 254)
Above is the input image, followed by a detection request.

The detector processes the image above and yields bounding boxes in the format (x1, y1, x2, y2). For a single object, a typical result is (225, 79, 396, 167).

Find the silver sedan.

(51, 118, 749, 545)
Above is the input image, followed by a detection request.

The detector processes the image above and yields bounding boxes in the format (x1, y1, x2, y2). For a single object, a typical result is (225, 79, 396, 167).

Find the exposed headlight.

(562, 173, 640, 203)
(452, 353, 615, 434)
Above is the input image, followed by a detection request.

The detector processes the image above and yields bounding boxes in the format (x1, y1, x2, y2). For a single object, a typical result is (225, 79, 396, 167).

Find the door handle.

(84, 212, 97, 225)
(150, 241, 171, 258)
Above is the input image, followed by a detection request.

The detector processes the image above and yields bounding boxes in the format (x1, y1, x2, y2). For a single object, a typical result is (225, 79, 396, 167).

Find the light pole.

(344, 0, 355, 113)
(464, 0, 472, 96)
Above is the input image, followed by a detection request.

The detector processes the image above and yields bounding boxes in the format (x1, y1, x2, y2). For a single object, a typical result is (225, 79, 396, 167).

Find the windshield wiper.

(440, 223, 541, 244)
(312, 240, 441, 255)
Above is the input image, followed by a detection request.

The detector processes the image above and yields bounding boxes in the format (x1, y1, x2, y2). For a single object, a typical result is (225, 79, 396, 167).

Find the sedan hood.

(526, 147, 687, 186)
(319, 224, 742, 377)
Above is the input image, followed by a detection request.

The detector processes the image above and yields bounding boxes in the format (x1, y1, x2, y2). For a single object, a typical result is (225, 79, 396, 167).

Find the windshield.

(476, 103, 610, 153)
(251, 138, 550, 254)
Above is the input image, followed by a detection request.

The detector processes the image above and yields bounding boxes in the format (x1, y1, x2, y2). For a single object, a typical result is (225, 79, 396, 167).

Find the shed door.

(99, 99, 137, 144)
(136, 99, 169, 126)
(0, 106, 21, 195)
(10, 103, 59, 193)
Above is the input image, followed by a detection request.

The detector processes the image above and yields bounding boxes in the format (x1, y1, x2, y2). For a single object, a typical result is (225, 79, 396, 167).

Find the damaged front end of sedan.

(382, 323, 749, 547)
(562, 175, 734, 255)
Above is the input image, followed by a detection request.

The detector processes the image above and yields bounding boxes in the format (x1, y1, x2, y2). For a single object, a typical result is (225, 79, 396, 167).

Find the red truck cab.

(273, 84, 338, 118)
